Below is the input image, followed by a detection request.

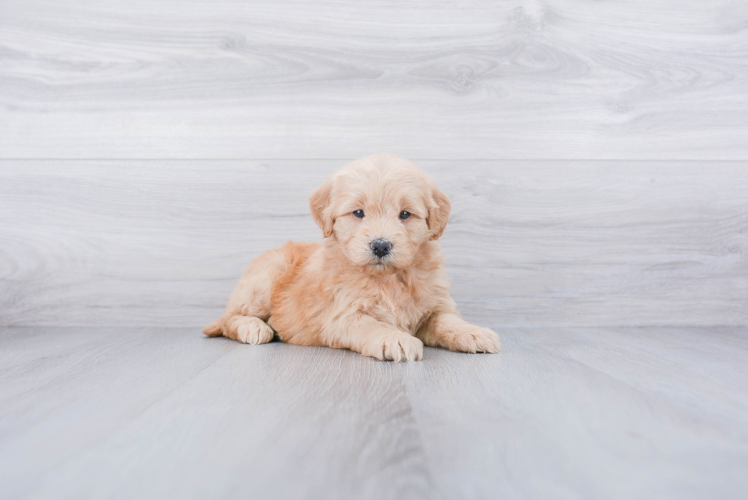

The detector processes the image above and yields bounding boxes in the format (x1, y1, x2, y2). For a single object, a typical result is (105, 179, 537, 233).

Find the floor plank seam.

(399, 372, 443, 499)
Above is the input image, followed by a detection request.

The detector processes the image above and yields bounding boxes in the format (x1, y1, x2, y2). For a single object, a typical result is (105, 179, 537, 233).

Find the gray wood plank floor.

(2, 0, 747, 159)
(1, 326, 746, 500)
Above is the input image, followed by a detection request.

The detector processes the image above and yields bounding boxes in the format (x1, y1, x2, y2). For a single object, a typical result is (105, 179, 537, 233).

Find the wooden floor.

(1, 326, 746, 499)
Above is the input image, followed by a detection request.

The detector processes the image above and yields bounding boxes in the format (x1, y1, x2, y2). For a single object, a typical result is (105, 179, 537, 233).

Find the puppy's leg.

(417, 313, 500, 353)
(330, 314, 424, 362)
(203, 246, 289, 345)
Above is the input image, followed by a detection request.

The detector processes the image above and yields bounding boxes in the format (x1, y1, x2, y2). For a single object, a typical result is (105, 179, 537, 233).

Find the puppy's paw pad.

(364, 333, 423, 362)
(237, 319, 274, 345)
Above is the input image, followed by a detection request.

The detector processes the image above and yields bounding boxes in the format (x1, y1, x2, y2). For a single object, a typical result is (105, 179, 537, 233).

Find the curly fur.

(203, 153, 500, 361)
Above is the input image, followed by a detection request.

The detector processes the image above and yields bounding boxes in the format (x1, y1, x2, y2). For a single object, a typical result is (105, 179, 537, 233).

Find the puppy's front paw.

(362, 332, 423, 362)
(448, 325, 501, 354)
(237, 318, 274, 345)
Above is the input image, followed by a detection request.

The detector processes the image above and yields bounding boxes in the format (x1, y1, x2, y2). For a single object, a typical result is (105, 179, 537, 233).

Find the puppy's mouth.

(369, 256, 394, 269)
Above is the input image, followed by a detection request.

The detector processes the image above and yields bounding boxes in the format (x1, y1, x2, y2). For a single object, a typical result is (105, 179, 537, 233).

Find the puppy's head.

(310, 153, 450, 270)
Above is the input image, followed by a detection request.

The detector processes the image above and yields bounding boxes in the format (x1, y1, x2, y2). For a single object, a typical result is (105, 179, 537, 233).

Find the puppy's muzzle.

(370, 239, 392, 258)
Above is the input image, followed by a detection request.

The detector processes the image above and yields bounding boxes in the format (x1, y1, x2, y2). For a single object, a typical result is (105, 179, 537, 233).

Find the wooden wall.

(1, 0, 746, 327)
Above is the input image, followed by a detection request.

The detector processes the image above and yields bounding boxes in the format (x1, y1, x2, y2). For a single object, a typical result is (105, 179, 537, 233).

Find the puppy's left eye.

(399, 211, 411, 220)
(353, 210, 365, 219)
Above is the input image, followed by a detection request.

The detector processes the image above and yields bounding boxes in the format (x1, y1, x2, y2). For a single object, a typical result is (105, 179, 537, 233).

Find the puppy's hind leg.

(203, 245, 290, 345)
(202, 320, 223, 337)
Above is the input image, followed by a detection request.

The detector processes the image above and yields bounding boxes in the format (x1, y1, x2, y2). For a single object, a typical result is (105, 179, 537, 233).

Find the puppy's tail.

(202, 319, 223, 337)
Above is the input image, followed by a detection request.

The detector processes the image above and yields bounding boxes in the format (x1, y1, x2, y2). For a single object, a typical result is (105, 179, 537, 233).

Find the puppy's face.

(310, 154, 450, 271)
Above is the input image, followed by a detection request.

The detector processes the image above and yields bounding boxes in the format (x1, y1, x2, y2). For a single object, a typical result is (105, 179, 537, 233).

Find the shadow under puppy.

(204, 153, 500, 361)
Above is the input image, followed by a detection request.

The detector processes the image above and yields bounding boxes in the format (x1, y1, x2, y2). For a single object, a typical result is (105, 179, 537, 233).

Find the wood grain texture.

(1, 326, 746, 499)
(2, 1, 746, 497)
(1, 159, 746, 327)
(1, 0, 747, 159)
(403, 326, 748, 499)
(0, 327, 433, 500)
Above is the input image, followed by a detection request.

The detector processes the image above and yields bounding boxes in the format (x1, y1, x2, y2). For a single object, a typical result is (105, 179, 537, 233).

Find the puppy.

(203, 153, 500, 361)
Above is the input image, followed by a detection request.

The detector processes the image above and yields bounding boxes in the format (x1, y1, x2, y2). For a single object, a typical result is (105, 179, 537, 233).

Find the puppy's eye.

(353, 210, 365, 219)
(399, 211, 411, 220)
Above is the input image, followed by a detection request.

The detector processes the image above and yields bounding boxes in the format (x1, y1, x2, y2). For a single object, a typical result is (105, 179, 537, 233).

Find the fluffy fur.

(203, 153, 500, 361)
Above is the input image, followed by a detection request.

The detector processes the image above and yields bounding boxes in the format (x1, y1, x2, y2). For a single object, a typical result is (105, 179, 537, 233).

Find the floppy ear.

(427, 184, 451, 240)
(309, 177, 334, 238)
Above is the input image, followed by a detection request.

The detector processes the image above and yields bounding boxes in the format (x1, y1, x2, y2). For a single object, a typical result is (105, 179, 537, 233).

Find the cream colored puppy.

(203, 153, 500, 361)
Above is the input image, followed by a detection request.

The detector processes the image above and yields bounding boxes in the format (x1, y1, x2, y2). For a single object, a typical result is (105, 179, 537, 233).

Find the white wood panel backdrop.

(1, 160, 746, 327)
(0, 0, 747, 327)
(1, 0, 747, 159)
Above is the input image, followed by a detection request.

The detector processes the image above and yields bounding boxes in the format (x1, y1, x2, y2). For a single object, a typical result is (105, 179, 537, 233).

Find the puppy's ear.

(427, 184, 451, 240)
(309, 177, 334, 238)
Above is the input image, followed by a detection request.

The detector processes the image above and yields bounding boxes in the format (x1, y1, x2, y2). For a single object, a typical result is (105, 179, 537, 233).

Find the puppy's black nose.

(370, 239, 392, 258)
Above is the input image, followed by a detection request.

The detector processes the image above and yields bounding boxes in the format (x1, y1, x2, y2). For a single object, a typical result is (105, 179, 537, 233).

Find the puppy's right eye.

(353, 210, 365, 219)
